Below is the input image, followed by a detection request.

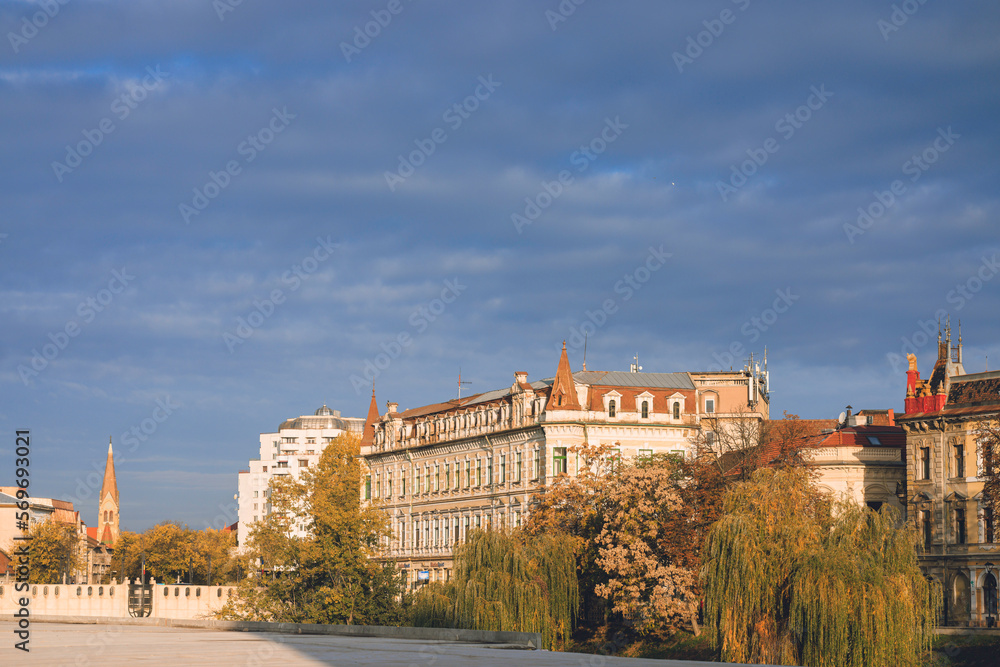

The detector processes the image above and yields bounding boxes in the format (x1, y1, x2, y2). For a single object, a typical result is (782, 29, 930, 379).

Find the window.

(986, 507, 996, 544)
(638, 448, 653, 459)
(921, 447, 931, 480)
(299, 459, 309, 468)
(401, 474, 407, 497)
(374, 473, 380, 499)
(515, 452, 522, 482)
(865, 415, 873, 425)
(465, 460, 471, 488)
(443, 521, 449, 546)
(608, 399, 616, 417)
(641, 400, 649, 419)
(673, 402, 680, 419)
(553, 447, 567, 475)
(955, 508, 967, 544)
(263, 466, 267, 472)
(306, 437, 316, 444)
(500, 453, 506, 483)
(866, 501, 883, 512)
(476, 458, 482, 486)
(705, 398, 715, 414)
(413, 520, 419, 548)
(955, 444, 965, 478)
(487, 456, 493, 485)
(705, 432, 716, 447)
(921, 510, 932, 549)
(425, 466, 431, 493)
(399, 522, 405, 548)
(276, 461, 289, 468)
(254, 491, 258, 498)
(387, 472, 393, 497)
(445, 463, 451, 489)
(434, 464, 440, 492)
(364, 475, 371, 500)
(414, 468, 420, 494)
(532, 449, 540, 479)
(434, 520, 439, 547)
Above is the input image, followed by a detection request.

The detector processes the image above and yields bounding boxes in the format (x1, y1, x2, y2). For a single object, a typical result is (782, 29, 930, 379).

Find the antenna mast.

(457, 368, 471, 399)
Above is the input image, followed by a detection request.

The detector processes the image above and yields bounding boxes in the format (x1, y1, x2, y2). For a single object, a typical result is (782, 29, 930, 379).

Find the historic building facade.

(361, 344, 770, 588)
(898, 325, 1000, 627)
(236, 405, 364, 548)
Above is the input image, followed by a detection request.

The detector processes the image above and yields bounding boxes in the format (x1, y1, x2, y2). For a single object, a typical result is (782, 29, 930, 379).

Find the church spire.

(100, 437, 118, 504)
(546, 341, 582, 411)
(98, 437, 120, 545)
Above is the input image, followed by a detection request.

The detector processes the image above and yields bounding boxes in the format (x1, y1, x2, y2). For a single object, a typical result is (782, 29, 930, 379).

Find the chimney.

(387, 402, 398, 415)
(514, 371, 528, 384)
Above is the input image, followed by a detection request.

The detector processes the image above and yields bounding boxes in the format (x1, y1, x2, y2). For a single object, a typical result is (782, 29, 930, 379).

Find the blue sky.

(1, 0, 998, 531)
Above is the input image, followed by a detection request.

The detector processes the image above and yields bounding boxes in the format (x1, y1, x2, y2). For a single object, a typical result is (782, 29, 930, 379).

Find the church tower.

(98, 437, 120, 545)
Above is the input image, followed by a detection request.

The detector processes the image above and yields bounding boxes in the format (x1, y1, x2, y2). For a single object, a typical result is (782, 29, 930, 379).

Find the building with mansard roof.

(897, 323, 1000, 627)
(361, 343, 769, 590)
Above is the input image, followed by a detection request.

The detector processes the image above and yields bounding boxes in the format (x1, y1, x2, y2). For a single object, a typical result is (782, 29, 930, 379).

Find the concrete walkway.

(0, 621, 727, 666)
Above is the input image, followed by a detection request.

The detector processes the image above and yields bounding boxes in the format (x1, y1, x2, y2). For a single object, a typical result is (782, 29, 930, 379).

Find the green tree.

(410, 529, 579, 650)
(220, 432, 402, 624)
(24, 520, 79, 583)
(701, 467, 939, 667)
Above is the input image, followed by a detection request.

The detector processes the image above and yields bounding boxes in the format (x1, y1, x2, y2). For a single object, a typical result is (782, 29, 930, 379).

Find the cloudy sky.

(1, 0, 998, 531)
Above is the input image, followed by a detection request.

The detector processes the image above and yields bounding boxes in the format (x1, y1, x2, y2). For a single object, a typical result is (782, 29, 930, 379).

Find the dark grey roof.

(572, 370, 695, 389)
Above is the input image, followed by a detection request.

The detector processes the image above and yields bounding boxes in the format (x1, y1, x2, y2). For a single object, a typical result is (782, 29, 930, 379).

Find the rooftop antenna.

(457, 367, 471, 399)
(582, 332, 588, 371)
(630, 353, 642, 373)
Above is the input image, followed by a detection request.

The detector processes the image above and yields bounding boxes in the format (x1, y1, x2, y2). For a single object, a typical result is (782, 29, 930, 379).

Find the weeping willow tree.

(701, 467, 939, 667)
(410, 529, 579, 650)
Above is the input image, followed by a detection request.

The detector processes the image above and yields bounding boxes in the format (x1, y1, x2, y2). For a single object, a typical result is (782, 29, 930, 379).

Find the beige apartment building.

(899, 326, 1000, 627)
(361, 344, 769, 588)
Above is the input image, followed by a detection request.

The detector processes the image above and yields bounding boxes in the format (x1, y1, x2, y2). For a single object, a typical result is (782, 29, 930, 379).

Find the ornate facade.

(898, 325, 1000, 627)
(361, 344, 769, 588)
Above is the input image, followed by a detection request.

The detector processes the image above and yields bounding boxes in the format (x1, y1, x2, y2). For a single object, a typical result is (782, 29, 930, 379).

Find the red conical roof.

(361, 388, 380, 447)
(546, 342, 581, 410)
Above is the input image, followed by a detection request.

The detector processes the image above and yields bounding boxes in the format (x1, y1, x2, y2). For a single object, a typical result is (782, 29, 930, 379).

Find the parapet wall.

(0, 579, 236, 620)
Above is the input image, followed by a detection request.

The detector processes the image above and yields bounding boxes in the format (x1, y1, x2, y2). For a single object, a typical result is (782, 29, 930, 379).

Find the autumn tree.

(410, 529, 579, 650)
(696, 409, 813, 479)
(23, 520, 80, 583)
(701, 467, 938, 667)
(219, 432, 402, 625)
(110, 524, 239, 584)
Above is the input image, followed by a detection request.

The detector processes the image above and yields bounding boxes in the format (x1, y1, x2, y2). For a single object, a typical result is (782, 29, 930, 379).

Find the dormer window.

(557, 394, 562, 406)
(673, 402, 680, 419)
(641, 401, 649, 419)
(608, 399, 616, 417)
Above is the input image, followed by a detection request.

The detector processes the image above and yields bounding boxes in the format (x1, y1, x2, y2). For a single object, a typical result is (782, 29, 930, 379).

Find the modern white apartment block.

(236, 405, 363, 548)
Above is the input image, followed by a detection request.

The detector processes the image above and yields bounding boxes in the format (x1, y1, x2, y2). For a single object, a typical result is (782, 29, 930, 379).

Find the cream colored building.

(361, 345, 769, 588)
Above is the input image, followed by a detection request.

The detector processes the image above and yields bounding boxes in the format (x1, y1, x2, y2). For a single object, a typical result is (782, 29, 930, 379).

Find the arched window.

(103, 511, 108, 522)
(673, 402, 680, 419)
(641, 401, 649, 419)
(557, 395, 562, 406)
(608, 400, 616, 417)
(109, 511, 113, 522)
